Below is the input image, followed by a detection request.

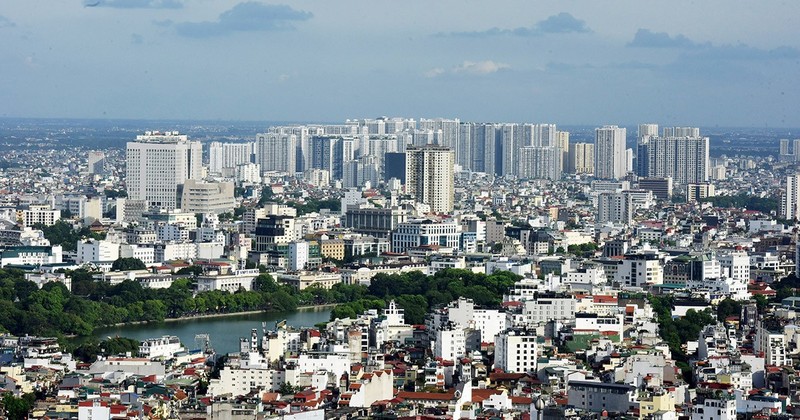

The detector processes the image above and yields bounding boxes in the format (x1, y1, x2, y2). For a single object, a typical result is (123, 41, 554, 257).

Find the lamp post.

(534, 395, 546, 420)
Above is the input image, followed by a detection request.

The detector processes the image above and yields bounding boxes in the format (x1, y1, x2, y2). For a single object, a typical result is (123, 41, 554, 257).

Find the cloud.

(535, 12, 592, 34)
(628, 28, 800, 61)
(173, 2, 312, 38)
(423, 67, 445, 78)
(131, 33, 144, 44)
(83, 0, 183, 8)
(441, 12, 590, 37)
(627, 29, 703, 49)
(0, 15, 15, 28)
(426, 60, 509, 77)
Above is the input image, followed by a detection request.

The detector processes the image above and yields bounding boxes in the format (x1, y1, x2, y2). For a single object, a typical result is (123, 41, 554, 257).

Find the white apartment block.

(594, 125, 626, 180)
(209, 141, 252, 173)
(138, 335, 184, 359)
(22, 205, 60, 228)
(196, 269, 260, 293)
(119, 244, 155, 265)
(256, 131, 297, 174)
(446, 297, 507, 345)
(755, 322, 789, 366)
(391, 219, 461, 253)
(521, 294, 576, 325)
(433, 322, 467, 362)
(76, 239, 120, 264)
(180, 180, 235, 215)
(615, 252, 663, 287)
(126, 131, 202, 211)
(495, 330, 538, 374)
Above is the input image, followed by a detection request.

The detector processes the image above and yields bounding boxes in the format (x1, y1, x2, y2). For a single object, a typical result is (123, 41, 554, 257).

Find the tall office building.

(126, 131, 202, 210)
(640, 128, 709, 185)
(783, 174, 800, 221)
(594, 125, 627, 180)
(569, 143, 594, 174)
(405, 145, 455, 213)
(257, 132, 297, 175)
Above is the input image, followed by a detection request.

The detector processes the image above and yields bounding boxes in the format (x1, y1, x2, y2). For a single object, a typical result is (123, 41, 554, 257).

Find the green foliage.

(176, 265, 204, 276)
(111, 257, 147, 271)
(2, 392, 35, 420)
(33, 220, 104, 252)
(716, 298, 742, 322)
(258, 188, 276, 206)
(700, 194, 779, 214)
(288, 198, 341, 215)
(72, 337, 140, 362)
(330, 269, 521, 324)
(278, 382, 303, 396)
(567, 242, 599, 257)
(0, 267, 355, 338)
(649, 295, 715, 362)
(104, 189, 127, 199)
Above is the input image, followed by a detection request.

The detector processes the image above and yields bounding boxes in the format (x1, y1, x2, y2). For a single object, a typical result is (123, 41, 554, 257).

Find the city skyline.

(2, 1, 799, 127)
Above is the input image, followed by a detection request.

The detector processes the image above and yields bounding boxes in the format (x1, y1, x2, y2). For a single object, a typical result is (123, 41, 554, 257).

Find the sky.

(1, 1, 799, 127)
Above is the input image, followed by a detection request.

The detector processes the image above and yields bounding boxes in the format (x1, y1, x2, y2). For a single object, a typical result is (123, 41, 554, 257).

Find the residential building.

(405, 145, 455, 213)
(126, 131, 202, 210)
(594, 125, 626, 180)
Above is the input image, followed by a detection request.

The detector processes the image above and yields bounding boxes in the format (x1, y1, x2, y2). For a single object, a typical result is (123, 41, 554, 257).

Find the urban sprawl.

(0, 117, 798, 420)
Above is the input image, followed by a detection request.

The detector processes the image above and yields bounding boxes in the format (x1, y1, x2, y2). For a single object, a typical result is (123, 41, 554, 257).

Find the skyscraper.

(126, 131, 202, 210)
(472, 123, 497, 175)
(594, 125, 627, 180)
(783, 174, 800, 221)
(405, 145, 455, 213)
(500, 123, 522, 177)
(532, 123, 557, 147)
(555, 130, 569, 176)
(257, 131, 297, 175)
(569, 143, 594, 174)
(209, 142, 252, 174)
(517, 146, 559, 180)
(640, 128, 709, 185)
(636, 124, 658, 176)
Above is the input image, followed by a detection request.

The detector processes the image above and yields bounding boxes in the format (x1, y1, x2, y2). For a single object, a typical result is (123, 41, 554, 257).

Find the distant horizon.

(1, 115, 799, 133)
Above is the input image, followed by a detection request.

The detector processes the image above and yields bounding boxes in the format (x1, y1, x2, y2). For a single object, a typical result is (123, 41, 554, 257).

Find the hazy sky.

(2, 1, 799, 126)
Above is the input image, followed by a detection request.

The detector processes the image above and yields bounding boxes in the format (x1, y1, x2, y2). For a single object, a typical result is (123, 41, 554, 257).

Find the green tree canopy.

(111, 257, 147, 271)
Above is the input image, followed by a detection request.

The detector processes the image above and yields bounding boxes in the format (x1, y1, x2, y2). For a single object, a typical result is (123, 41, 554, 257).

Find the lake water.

(88, 307, 332, 355)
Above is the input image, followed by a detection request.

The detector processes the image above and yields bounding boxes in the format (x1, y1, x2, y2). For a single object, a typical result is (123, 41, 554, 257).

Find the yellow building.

(638, 390, 675, 419)
(320, 239, 345, 261)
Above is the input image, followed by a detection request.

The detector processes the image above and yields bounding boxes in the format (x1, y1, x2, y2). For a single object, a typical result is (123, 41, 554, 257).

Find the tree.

(176, 265, 204, 276)
(111, 257, 146, 271)
(278, 382, 300, 395)
(2, 393, 35, 420)
(716, 298, 742, 322)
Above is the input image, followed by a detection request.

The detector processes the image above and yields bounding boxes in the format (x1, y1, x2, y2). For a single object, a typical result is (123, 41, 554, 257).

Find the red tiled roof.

(396, 391, 456, 401)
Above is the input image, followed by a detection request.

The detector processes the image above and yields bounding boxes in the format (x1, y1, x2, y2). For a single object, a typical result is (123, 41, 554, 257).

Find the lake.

(87, 307, 332, 355)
